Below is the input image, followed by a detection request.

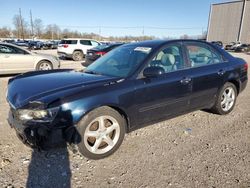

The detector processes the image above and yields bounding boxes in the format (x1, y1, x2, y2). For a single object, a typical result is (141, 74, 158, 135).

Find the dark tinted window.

(186, 43, 222, 67)
(60, 40, 77, 44)
(80, 40, 91, 45)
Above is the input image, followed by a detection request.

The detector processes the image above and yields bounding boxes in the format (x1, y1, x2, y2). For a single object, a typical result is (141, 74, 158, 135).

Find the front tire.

(76, 106, 126, 160)
(36, 60, 53, 71)
(211, 82, 237, 115)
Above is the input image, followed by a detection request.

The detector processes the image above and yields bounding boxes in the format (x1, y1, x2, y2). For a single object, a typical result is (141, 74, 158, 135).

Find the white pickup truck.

(57, 38, 100, 61)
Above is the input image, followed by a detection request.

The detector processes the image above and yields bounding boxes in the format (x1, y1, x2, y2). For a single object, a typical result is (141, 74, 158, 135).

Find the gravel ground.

(0, 52, 249, 188)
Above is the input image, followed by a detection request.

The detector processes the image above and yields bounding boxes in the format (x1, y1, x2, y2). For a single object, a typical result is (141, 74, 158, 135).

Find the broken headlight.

(18, 107, 59, 122)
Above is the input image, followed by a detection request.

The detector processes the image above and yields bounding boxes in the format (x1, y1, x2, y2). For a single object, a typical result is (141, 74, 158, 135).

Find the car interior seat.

(161, 53, 176, 72)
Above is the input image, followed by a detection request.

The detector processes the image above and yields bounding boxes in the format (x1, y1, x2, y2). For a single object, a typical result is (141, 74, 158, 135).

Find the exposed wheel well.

(107, 105, 130, 133)
(228, 80, 240, 94)
(73, 49, 84, 54)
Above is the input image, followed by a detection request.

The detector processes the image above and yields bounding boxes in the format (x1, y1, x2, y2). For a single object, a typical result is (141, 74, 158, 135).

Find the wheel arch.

(227, 79, 240, 95)
(75, 104, 130, 133)
(35, 59, 53, 70)
(73, 49, 84, 54)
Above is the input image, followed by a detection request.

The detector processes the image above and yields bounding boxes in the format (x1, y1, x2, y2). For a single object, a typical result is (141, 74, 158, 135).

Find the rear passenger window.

(80, 40, 92, 46)
(148, 44, 186, 73)
(60, 40, 77, 44)
(186, 44, 222, 67)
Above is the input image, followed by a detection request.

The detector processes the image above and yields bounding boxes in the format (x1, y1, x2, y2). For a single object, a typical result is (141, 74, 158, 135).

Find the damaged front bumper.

(7, 108, 67, 150)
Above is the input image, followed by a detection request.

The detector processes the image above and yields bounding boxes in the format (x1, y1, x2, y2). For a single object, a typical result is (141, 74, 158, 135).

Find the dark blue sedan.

(7, 40, 248, 159)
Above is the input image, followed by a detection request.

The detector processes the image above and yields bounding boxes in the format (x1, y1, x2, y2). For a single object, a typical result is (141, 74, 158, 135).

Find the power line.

(57, 25, 205, 30)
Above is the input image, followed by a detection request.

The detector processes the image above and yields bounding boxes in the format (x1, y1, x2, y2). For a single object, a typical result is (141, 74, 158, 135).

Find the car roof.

(62, 38, 97, 41)
(0, 42, 19, 47)
(122, 39, 212, 48)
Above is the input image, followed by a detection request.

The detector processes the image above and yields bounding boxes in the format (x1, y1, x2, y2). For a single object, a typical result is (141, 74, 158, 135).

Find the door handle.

(180, 77, 192, 85)
(217, 69, 225, 76)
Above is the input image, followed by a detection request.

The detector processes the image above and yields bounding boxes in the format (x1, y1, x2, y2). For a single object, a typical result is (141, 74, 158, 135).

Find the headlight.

(18, 107, 59, 122)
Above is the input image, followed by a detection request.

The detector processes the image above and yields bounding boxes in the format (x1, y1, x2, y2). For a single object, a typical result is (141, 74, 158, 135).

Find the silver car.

(0, 42, 60, 75)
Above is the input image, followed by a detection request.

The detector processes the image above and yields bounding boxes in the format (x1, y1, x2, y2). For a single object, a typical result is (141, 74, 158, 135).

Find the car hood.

(7, 69, 119, 108)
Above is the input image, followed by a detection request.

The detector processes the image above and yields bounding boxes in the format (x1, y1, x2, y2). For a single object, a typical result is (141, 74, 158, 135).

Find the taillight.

(244, 63, 248, 71)
(95, 51, 106, 56)
(63, 44, 68, 48)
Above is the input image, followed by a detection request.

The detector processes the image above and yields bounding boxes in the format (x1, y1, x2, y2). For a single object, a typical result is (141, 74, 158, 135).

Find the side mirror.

(143, 66, 165, 78)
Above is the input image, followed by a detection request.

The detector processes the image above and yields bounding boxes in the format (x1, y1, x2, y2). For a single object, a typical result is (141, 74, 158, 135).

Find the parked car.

(227, 42, 241, 50)
(6, 40, 248, 159)
(211, 41, 223, 48)
(234, 44, 250, 52)
(84, 43, 124, 66)
(3, 39, 16, 44)
(225, 42, 236, 50)
(57, 38, 101, 61)
(46, 41, 59, 49)
(28, 41, 44, 50)
(14, 40, 29, 48)
(0, 42, 60, 74)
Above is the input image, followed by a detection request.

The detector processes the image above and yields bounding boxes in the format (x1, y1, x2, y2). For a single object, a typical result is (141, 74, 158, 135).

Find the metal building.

(207, 0, 250, 44)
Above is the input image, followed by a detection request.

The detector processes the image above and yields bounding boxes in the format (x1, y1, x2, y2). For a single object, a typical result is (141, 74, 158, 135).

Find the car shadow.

(26, 148, 72, 188)
(25, 108, 81, 188)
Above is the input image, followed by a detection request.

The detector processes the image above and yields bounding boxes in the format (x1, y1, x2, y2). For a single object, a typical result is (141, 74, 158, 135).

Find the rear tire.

(76, 106, 126, 160)
(211, 82, 237, 115)
(72, 51, 84, 61)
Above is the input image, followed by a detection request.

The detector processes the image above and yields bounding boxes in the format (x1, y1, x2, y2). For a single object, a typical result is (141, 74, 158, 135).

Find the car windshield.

(93, 44, 110, 50)
(85, 46, 151, 77)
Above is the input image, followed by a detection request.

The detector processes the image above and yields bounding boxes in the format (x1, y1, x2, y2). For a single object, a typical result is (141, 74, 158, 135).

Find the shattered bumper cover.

(7, 109, 66, 149)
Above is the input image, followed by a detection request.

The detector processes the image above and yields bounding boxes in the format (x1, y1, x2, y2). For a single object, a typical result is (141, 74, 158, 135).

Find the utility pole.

(19, 8, 24, 40)
(52, 27, 54, 40)
(142, 26, 145, 41)
(30, 10, 34, 40)
(238, 0, 246, 42)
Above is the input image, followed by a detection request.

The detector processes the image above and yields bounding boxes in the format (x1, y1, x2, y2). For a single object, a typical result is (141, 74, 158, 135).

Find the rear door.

(183, 42, 228, 110)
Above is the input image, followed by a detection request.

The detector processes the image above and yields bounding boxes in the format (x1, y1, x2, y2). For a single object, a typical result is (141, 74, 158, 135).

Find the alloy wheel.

(221, 87, 235, 112)
(83, 115, 120, 155)
(38, 62, 52, 70)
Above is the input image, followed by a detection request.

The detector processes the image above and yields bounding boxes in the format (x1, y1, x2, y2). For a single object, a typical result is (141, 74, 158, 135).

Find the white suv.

(57, 39, 100, 61)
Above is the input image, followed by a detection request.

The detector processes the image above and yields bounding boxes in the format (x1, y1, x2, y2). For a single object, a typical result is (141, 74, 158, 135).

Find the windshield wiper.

(84, 70, 103, 75)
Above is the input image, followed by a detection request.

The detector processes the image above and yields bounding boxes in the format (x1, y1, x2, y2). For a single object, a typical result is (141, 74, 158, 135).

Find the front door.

(0, 44, 34, 73)
(132, 43, 192, 127)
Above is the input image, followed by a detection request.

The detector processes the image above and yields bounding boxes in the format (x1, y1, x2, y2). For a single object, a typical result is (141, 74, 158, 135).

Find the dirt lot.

(0, 52, 249, 188)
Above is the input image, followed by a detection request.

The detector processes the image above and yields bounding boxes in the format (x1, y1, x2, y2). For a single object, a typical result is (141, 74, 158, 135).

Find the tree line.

(0, 13, 206, 42)
(0, 14, 156, 42)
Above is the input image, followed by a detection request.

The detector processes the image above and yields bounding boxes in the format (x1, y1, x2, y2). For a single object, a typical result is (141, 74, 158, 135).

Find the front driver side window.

(148, 44, 185, 73)
(0, 45, 27, 54)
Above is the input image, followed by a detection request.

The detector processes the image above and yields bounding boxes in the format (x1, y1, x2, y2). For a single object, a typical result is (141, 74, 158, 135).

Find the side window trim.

(183, 42, 224, 69)
(137, 42, 193, 79)
(147, 42, 189, 74)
